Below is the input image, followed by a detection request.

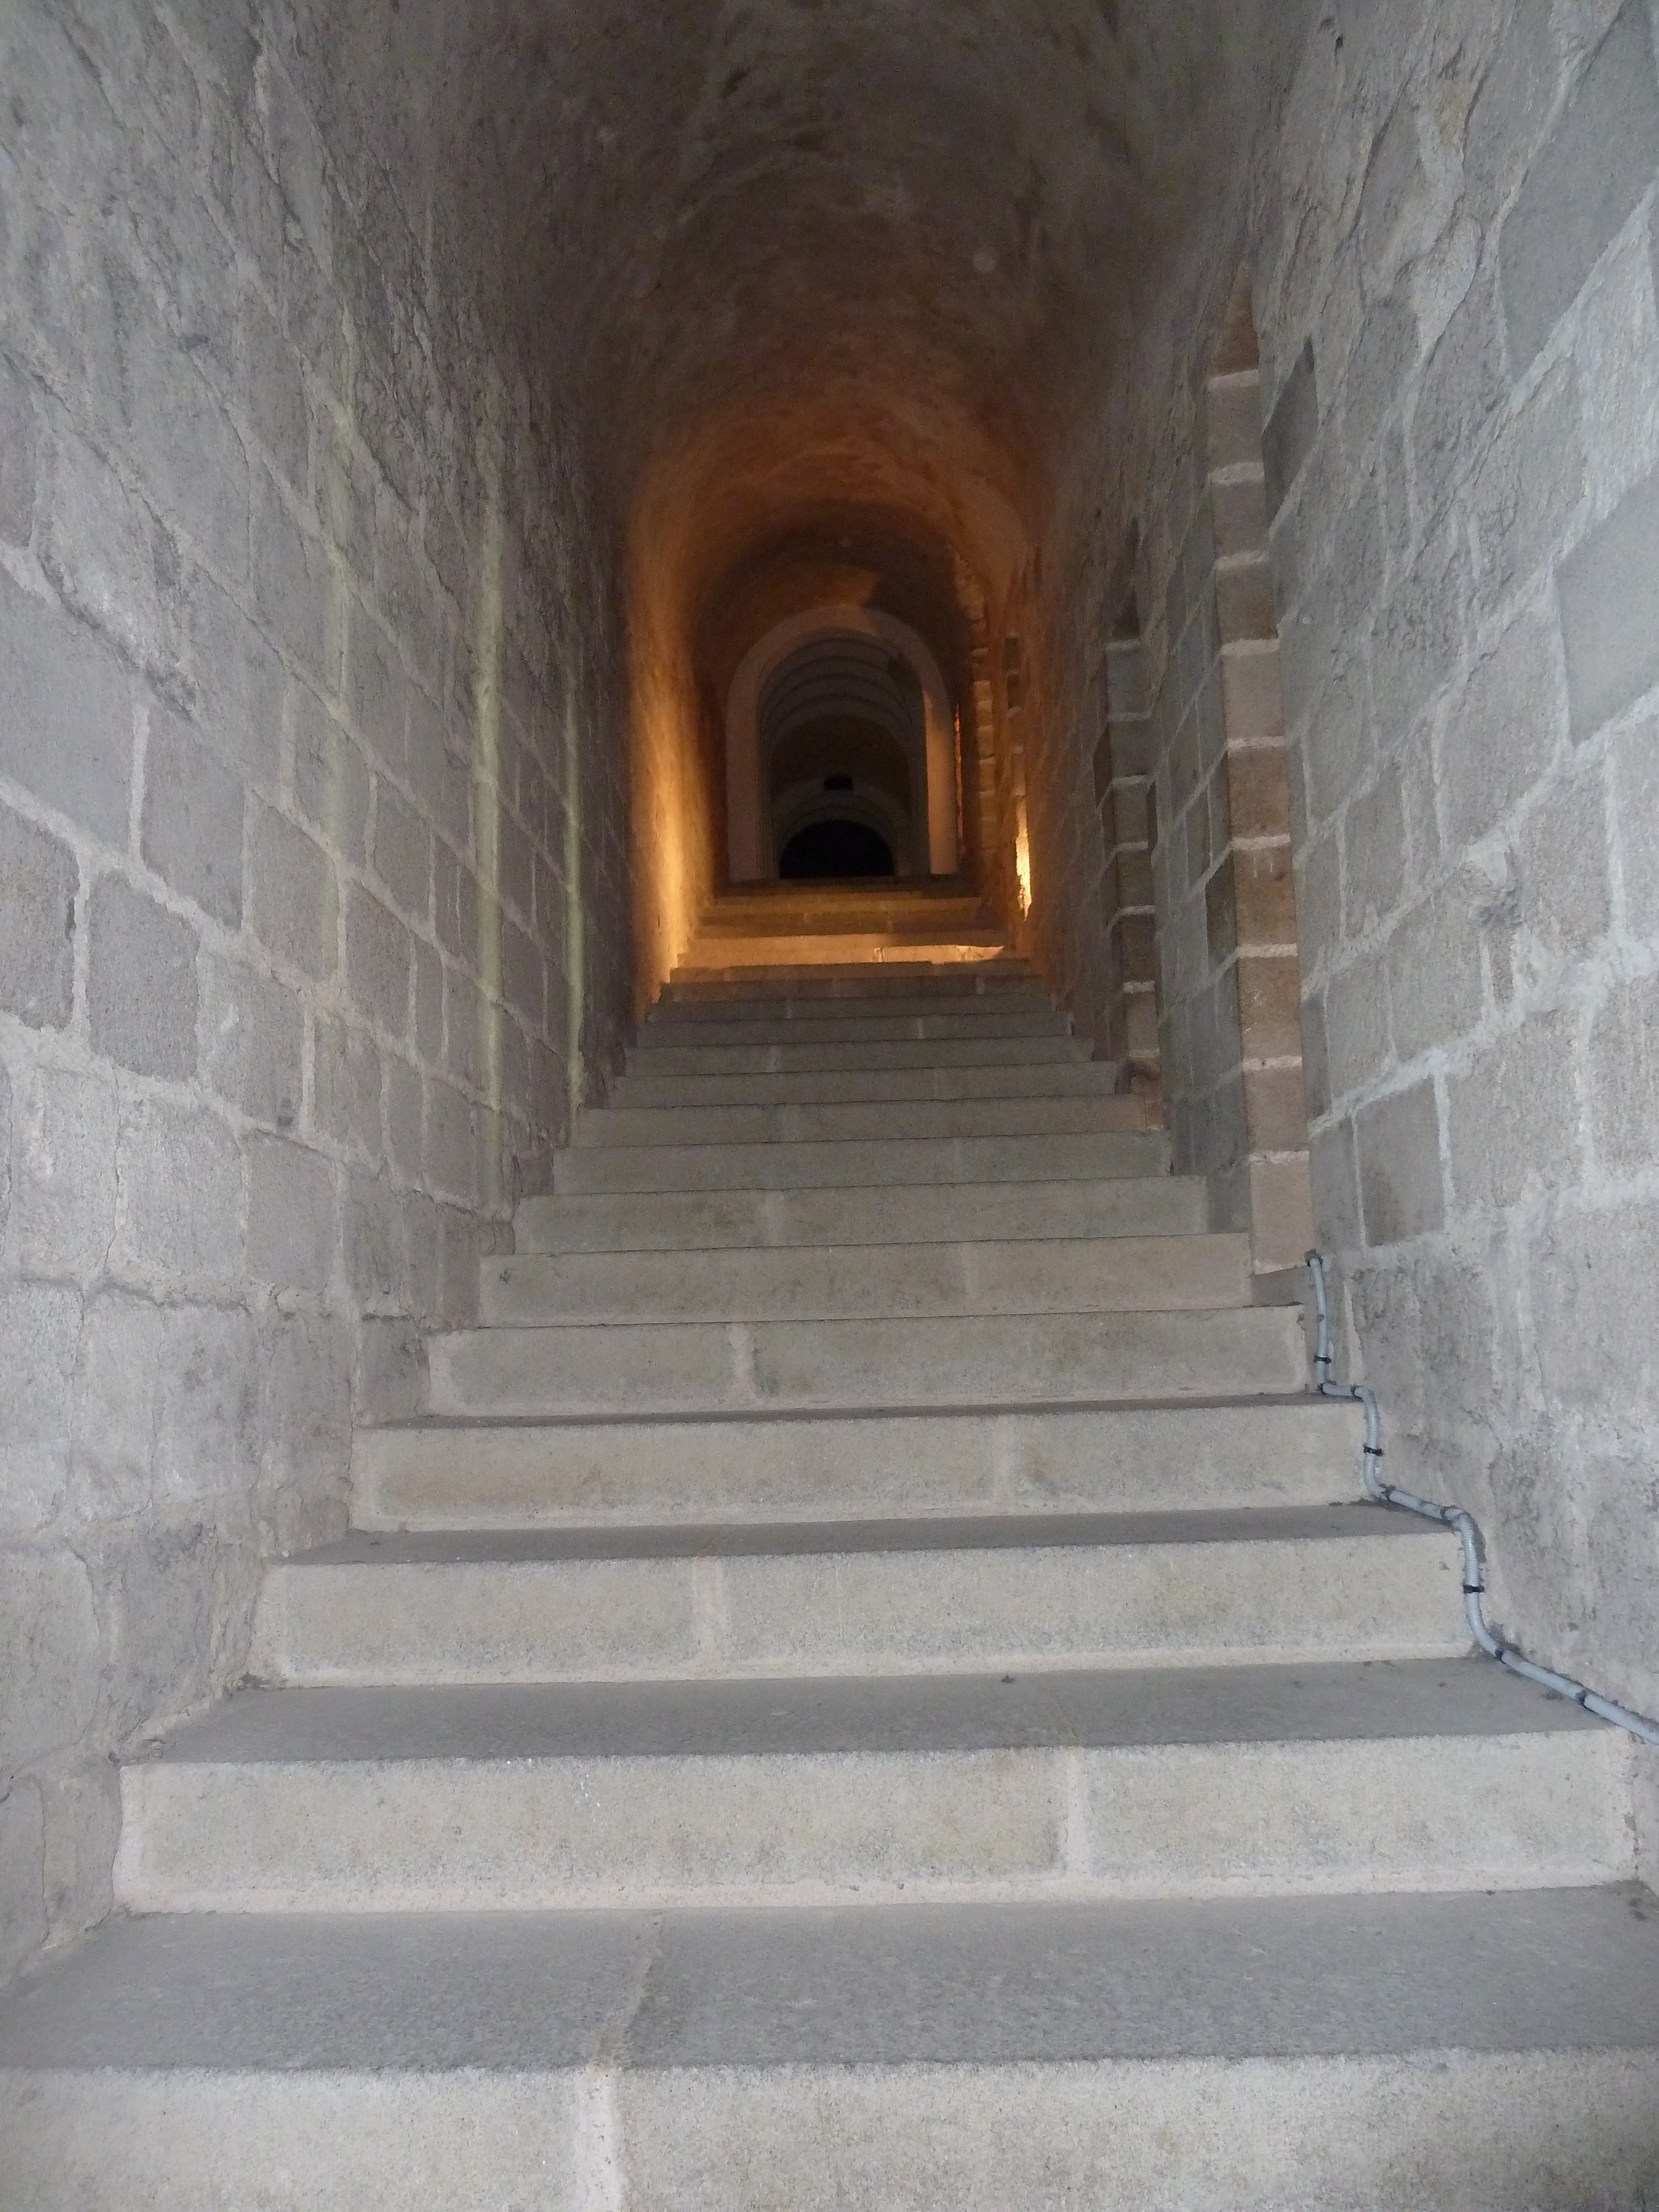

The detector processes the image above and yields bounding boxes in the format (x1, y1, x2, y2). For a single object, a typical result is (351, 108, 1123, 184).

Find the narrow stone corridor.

(6, 891, 1657, 2200)
(3, 0, 1659, 2199)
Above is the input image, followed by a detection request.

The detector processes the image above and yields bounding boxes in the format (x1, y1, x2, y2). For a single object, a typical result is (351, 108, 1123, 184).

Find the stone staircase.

(3, 899, 1658, 2208)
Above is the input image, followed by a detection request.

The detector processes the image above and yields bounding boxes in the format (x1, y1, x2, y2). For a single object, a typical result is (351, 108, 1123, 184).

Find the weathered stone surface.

(1262, 340, 1317, 517)
(71, 1290, 166, 1522)
(1611, 720, 1659, 941)
(0, 572, 132, 846)
(140, 709, 245, 928)
(1447, 1009, 1579, 1209)
(1356, 1079, 1444, 1245)
(14, 1065, 118, 1280)
(1558, 465, 1659, 738)
(113, 1095, 242, 1286)
(312, 1015, 382, 1160)
(247, 1136, 335, 1293)
(1470, 366, 1584, 614)
(1464, 0, 1558, 228)
(1387, 889, 1484, 1063)
(0, 802, 76, 1032)
(0, 359, 38, 547)
(344, 885, 411, 1041)
(200, 954, 302, 1129)
(88, 878, 199, 1083)
(38, 427, 175, 679)
(1442, 613, 1562, 848)
(246, 800, 336, 980)
(1588, 970, 1659, 1175)
(292, 688, 369, 862)
(0, 1551, 100, 1773)
(1499, 0, 1659, 373)
(1410, 274, 1506, 524)
(0, 1284, 81, 1532)
(0, 1782, 46, 1986)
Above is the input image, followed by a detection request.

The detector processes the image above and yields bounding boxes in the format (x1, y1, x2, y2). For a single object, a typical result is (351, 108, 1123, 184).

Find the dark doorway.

(779, 820, 896, 879)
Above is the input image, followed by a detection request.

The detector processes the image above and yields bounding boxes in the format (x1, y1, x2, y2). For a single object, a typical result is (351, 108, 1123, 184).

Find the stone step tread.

(253, 1506, 1465, 1682)
(479, 1234, 1251, 1325)
(638, 1013, 1074, 1045)
(610, 1063, 1124, 1104)
(645, 997, 1055, 1027)
(626, 1036, 1094, 1071)
(147, 1660, 1600, 1764)
(426, 1306, 1307, 1417)
(685, 940, 1012, 967)
(301, 1502, 1436, 1566)
(550, 1130, 1172, 1193)
(641, 1019, 1061, 1047)
(513, 1177, 1207, 1252)
(116, 1664, 1629, 1907)
(659, 971, 1040, 999)
(7, 1887, 1656, 2075)
(572, 1098, 1152, 1147)
(351, 1395, 1364, 1528)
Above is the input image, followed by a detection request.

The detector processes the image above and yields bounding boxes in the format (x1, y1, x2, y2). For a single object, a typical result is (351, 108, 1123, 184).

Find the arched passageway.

(6, 0, 1659, 2139)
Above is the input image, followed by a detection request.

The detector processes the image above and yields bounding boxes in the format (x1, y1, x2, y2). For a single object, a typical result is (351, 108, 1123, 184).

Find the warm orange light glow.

(1014, 800, 1032, 916)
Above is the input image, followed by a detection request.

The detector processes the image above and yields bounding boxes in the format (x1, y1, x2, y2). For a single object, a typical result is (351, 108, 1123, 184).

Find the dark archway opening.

(779, 820, 896, 879)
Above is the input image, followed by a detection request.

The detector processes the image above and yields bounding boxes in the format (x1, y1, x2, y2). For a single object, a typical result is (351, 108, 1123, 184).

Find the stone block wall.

(1091, 634, 1158, 1083)
(1133, 307, 1312, 1265)
(0, 0, 628, 1986)
(1251, 0, 1659, 1713)
(1057, 0, 1659, 1720)
(1022, 598, 1119, 1060)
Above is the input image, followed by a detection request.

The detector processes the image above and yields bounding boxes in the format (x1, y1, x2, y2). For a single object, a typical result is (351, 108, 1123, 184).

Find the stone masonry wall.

(1253, 0, 1659, 1715)
(0, 0, 629, 1986)
(1094, 633, 1158, 1087)
(1058, 0, 1659, 1723)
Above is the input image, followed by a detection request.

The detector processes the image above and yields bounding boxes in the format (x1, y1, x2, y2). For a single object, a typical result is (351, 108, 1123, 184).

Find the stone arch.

(726, 607, 960, 881)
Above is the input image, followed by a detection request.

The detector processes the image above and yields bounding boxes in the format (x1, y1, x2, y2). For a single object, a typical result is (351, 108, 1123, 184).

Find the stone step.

(689, 899, 993, 930)
(688, 934, 1011, 967)
(426, 1305, 1307, 1416)
(660, 965, 1040, 1000)
(551, 1129, 1171, 1193)
(573, 1095, 1149, 1149)
(249, 1507, 1466, 1686)
(692, 892, 990, 921)
(351, 1394, 1363, 1529)
(112, 1663, 1626, 1913)
(9, 1890, 1658, 2210)
(628, 1032, 1092, 1073)
(611, 1060, 1123, 1105)
(647, 988, 1052, 1025)
(514, 1175, 1209, 1252)
(638, 1007, 1073, 1047)
(479, 1233, 1251, 1326)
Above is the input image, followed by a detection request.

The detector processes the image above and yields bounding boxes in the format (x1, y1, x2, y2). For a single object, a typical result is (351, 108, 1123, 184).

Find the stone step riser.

(573, 1096, 1149, 1148)
(250, 1528, 1467, 1686)
(628, 1035, 1091, 1073)
(478, 1234, 1252, 1326)
(639, 1011, 1072, 1046)
(425, 1307, 1308, 1418)
(684, 941, 1011, 970)
(551, 1130, 1171, 1194)
(610, 1062, 1121, 1106)
(12, 2046, 1656, 2212)
(513, 1177, 1210, 1253)
(660, 971, 1038, 1001)
(650, 987, 1051, 1021)
(351, 1398, 1364, 1529)
(116, 1729, 1628, 1913)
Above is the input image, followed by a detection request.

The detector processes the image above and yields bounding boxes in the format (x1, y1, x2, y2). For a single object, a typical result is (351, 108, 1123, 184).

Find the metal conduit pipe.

(1306, 1249, 1659, 1750)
